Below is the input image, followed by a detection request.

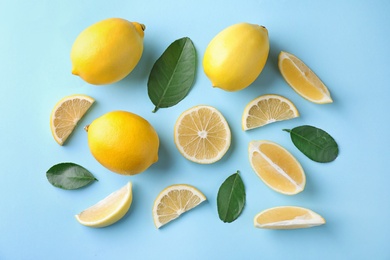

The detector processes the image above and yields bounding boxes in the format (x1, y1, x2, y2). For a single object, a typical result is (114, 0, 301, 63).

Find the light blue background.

(1, 0, 389, 259)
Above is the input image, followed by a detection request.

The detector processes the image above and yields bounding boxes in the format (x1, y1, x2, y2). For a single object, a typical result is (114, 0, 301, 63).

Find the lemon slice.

(249, 140, 306, 195)
(278, 51, 332, 104)
(174, 105, 231, 164)
(153, 184, 206, 229)
(254, 206, 326, 229)
(50, 94, 94, 145)
(242, 94, 299, 130)
(75, 182, 132, 228)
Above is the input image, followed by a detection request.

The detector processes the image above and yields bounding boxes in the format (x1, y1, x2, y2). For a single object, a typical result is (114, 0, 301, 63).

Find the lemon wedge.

(249, 140, 306, 195)
(254, 206, 326, 229)
(278, 51, 332, 104)
(153, 184, 206, 229)
(50, 94, 94, 145)
(75, 182, 132, 228)
(242, 94, 299, 130)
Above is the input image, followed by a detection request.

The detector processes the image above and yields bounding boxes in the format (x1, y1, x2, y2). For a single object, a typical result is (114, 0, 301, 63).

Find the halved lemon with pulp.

(249, 140, 306, 195)
(254, 206, 326, 229)
(75, 182, 132, 228)
(278, 51, 332, 104)
(174, 105, 231, 164)
(153, 184, 206, 229)
(50, 94, 94, 145)
(242, 94, 299, 130)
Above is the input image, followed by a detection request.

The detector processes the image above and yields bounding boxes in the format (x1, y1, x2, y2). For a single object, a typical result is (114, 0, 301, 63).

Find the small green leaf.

(283, 125, 339, 163)
(46, 162, 97, 190)
(147, 37, 196, 113)
(217, 171, 246, 223)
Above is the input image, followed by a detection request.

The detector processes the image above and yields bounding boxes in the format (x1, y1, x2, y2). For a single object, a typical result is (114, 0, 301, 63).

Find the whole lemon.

(86, 111, 159, 175)
(203, 23, 269, 92)
(71, 18, 145, 85)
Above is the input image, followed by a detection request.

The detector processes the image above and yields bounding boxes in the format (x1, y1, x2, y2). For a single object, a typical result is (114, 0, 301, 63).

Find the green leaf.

(283, 125, 339, 163)
(46, 162, 97, 190)
(217, 171, 246, 223)
(147, 37, 196, 113)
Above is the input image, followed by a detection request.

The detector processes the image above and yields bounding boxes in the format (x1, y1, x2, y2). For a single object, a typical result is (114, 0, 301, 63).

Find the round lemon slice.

(249, 140, 306, 195)
(174, 105, 231, 164)
(152, 184, 206, 229)
(242, 94, 299, 130)
(254, 206, 326, 229)
(50, 94, 94, 145)
(278, 51, 332, 104)
(75, 182, 132, 228)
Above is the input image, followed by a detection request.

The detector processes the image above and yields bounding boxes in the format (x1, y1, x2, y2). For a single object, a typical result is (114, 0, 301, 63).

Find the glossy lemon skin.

(86, 111, 159, 175)
(71, 18, 145, 85)
(203, 23, 269, 92)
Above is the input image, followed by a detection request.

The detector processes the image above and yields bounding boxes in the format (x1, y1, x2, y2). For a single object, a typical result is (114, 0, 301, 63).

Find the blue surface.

(1, 0, 389, 259)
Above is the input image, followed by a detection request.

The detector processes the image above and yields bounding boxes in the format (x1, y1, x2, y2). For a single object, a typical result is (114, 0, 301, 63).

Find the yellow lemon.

(203, 22, 269, 92)
(85, 111, 159, 175)
(71, 18, 145, 85)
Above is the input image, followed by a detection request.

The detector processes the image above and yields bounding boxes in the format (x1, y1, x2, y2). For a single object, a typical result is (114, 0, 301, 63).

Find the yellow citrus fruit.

(249, 140, 306, 195)
(152, 184, 206, 228)
(254, 206, 326, 229)
(174, 105, 231, 164)
(50, 94, 94, 145)
(75, 182, 133, 228)
(242, 94, 299, 131)
(71, 18, 145, 85)
(85, 111, 159, 175)
(278, 51, 332, 104)
(203, 22, 269, 91)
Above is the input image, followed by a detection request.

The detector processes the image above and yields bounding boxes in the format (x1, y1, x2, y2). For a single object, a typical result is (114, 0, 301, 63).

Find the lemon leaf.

(283, 125, 339, 163)
(46, 163, 97, 190)
(147, 37, 196, 113)
(217, 171, 246, 223)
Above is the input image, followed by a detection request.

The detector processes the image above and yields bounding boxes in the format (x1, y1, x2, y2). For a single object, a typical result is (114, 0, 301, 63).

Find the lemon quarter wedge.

(75, 182, 132, 228)
(249, 140, 306, 195)
(50, 94, 94, 145)
(278, 51, 332, 104)
(254, 206, 326, 229)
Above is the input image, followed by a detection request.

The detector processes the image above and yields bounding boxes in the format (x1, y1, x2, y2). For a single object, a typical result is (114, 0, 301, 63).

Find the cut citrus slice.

(278, 51, 332, 104)
(174, 105, 231, 164)
(254, 206, 326, 229)
(50, 94, 94, 145)
(153, 184, 206, 229)
(75, 182, 132, 228)
(249, 140, 305, 195)
(242, 94, 299, 130)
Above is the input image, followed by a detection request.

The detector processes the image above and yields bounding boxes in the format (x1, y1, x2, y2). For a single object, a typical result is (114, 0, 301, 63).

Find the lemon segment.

(152, 184, 206, 229)
(242, 94, 299, 131)
(71, 18, 145, 85)
(249, 140, 306, 195)
(174, 105, 231, 164)
(50, 94, 94, 145)
(203, 23, 269, 92)
(75, 182, 133, 228)
(86, 111, 159, 175)
(278, 51, 332, 104)
(254, 206, 326, 229)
